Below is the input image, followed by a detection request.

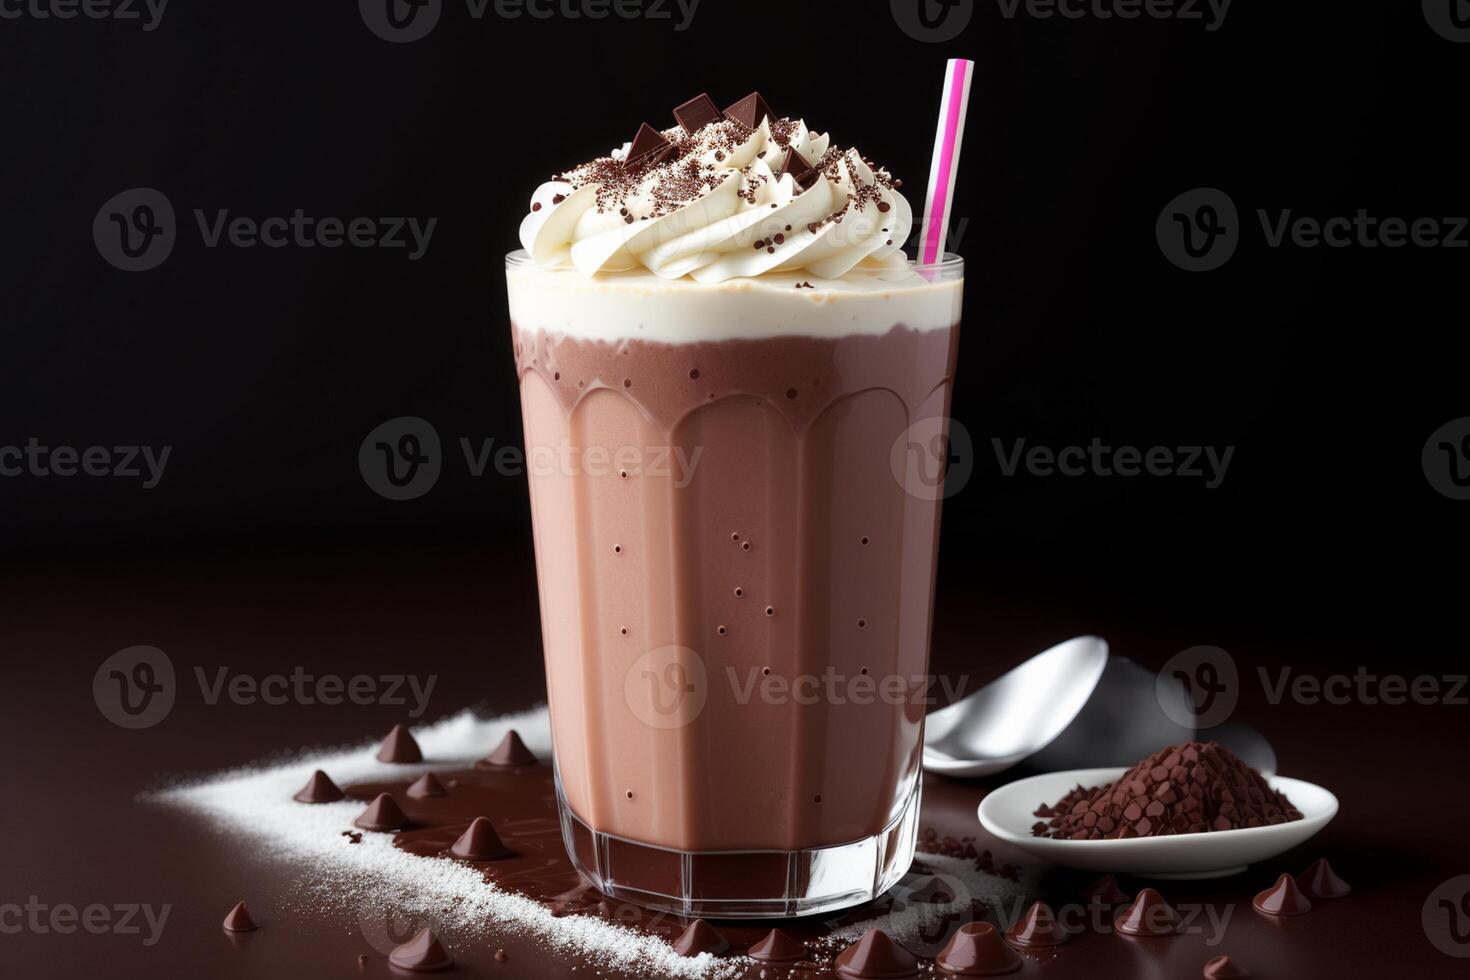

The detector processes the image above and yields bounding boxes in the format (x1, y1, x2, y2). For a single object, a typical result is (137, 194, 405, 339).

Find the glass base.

(554, 774, 921, 919)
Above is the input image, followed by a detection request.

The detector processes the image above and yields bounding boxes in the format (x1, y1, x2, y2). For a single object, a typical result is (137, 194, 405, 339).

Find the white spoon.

(923, 636, 1109, 777)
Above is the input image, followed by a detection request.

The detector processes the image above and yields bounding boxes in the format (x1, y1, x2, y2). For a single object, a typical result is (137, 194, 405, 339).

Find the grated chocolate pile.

(1030, 741, 1303, 840)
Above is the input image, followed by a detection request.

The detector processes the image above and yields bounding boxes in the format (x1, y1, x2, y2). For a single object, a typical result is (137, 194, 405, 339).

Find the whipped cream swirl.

(518, 114, 912, 283)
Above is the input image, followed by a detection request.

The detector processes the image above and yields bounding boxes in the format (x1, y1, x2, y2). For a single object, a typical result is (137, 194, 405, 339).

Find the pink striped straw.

(919, 58, 974, 266)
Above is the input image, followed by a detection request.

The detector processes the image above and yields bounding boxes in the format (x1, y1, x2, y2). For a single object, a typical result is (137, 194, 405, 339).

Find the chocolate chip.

(222, 901, 257, 933)
(450, 816, 512, 861)
(672, 920, 729, 957)
(388, 928, 454, 973)
(293, 770, 345, 804)
(375, 724, 422, 764)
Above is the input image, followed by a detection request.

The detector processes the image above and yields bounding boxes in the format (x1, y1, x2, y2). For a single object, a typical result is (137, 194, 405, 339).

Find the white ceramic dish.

(978, 767, 1338, 879)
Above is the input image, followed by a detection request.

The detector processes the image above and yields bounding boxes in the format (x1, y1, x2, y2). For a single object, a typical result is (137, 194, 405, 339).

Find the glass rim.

(505, 248, 962, 275)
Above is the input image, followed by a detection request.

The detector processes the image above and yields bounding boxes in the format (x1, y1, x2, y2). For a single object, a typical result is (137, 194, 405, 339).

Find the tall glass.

(506, 251, 963, 917)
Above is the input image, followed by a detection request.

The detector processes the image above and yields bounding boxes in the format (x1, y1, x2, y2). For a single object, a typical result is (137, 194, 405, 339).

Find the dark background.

(2, 5, 1469, 977)
(3, 0, 1466, 673)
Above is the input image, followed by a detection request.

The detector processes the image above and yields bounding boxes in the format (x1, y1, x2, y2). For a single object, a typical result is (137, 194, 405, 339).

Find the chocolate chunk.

(626, 122, 674, 168)
(905, 875, 955, 904)
(1115, 887, 1180, 936)
(293, 770, 344, 804)
(406, 772, 448, 799)
(835, 929, 918, 978)
(935, 922, 1020, 976)
(723, 91, 776, 129)
(1083, 874, 1130, 906)
(748, 928, 805, 963)
(449, 816, 512, 861)
(1296, 858, 1351, 899)
(478, 730, 537, 768)
(388, 927, 454, 973)
(778, 147, 818, 190)
(354, 793, 409, 832)
(221, 901, 257, 933)
(673, 93, 722, 134)
(1004, 901, 1068, 948)
(375, 724, 422, 764)
(672, 919, 729, 957)
(1035, 741, 1301, 840)
(1252, 873, 1312, 916)
(1203, 954, 1251, 978)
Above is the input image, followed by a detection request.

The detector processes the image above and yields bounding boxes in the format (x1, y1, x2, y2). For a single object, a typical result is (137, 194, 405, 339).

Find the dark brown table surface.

(2, 543, 1464, 978)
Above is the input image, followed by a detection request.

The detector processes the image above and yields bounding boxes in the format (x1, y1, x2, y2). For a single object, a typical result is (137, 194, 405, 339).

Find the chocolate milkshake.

(507, 92, 963, 917)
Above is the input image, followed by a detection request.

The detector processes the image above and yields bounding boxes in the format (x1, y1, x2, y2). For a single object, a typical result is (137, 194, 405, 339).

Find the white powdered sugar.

(150, 706, 1027, 979)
